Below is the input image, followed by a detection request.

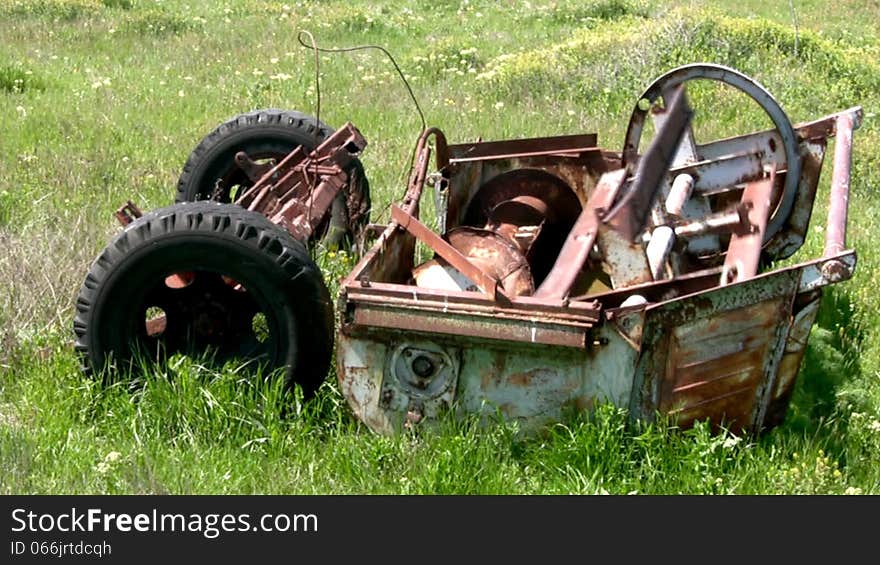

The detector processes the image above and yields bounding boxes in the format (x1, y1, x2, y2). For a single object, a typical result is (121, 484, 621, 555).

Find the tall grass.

(1, 0, 878, 494)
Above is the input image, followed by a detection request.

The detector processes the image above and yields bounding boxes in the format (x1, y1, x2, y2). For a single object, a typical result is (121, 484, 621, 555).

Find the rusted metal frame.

(347, 305, 591, 348)
(696, 128, 783, 163)
(346, 283, 601, 323)
(599, 250, 853, 317)
(447, 133, 598, 162)
(236, 122, 366, 208)
(235, 146, 308, 208)
(793, 106, 863, 142)
(662, 110, 858, 254)
(252, 160, 349, 240)
(533, 169, 627, 299)
(588, 266, 723, 309)
(721, 167, 776, 285)
(693, 107, 860, 162)
(341, 127, 433, 287)
(762, 140, 826, 259)
(390, 205, 506, 301)
(824, 112, 855, 259)
(605, 85, 693, 241)
(238, 125, 366, 241)
(342, 160, 426, 287)
(284, 172, 348, 241)
(345, 281, 600, 321)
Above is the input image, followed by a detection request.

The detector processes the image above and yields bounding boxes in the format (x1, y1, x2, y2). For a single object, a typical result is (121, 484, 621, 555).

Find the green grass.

(1, 0, 879, 494)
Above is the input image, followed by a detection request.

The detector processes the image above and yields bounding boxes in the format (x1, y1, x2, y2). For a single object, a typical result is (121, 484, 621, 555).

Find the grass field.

(1, 0, 878, 494)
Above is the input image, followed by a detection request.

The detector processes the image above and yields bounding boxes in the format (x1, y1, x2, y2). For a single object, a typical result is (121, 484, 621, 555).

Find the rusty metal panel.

(659, 296, 790, 431)
(456, 342, 605, 428)
(337, 333, 397, 434)
(630, 266, 800, 432)
(338, 323, 639, 435)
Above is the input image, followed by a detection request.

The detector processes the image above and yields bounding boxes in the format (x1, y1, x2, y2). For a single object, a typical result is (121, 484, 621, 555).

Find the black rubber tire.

(175, 108, 371, 249)
(73, 201, 334, 398)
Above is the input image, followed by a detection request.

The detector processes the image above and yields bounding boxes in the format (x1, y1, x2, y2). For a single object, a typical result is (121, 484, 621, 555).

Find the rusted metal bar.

(448, 133, 598, 163)
(605, 86, 693, 241)
(795, 106, 863, 142)
(533, 169, 626, 299)
(349, 305, 591, 348)
(346, 282, 600, 322)
(721, 168, 776, 284)
(668, 152, 769, 196)
(824, 112, 854, 258)
(391, 205, 506, 301)
(672, 205, 750, 238)
(404, 127, 450, 209)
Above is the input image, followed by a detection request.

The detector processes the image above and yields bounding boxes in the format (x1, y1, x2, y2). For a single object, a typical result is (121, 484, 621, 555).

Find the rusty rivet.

(821, 259, 848, 282)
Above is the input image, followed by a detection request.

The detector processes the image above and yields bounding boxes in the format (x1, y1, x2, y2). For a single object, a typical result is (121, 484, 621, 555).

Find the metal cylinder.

(665, 173, 694, 216)
(646, 225, 675, 280)
(824, 113, 854, 258)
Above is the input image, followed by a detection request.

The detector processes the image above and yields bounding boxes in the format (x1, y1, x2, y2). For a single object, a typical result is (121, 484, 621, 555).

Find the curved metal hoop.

(622, 63, 801, 242)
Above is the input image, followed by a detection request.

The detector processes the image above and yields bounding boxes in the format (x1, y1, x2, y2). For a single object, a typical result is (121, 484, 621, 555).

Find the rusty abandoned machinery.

(74, 63, 862, 435)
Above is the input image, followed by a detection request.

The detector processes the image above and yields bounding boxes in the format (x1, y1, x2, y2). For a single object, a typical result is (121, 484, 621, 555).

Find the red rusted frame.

(234, 123, 367, 241)
(721, 167, 776, 284)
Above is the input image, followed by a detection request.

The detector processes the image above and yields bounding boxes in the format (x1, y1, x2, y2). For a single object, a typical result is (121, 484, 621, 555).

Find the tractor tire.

(175, 108, 371, 249)
(73, 200, 334, 398)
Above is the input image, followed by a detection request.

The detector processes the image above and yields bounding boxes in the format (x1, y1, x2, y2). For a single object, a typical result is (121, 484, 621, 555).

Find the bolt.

(821, 259, 849, 282)
(411, 355, 435, 379)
